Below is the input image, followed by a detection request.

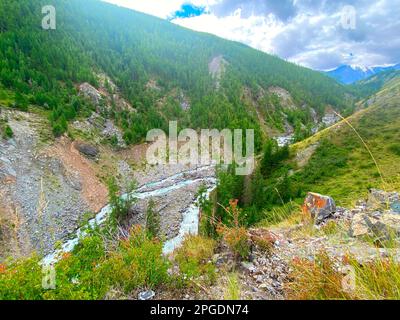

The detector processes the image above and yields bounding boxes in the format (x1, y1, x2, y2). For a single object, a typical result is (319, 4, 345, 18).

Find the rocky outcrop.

(79, 82, 102, 106)
(0, 110, 103, 258)
(322, 110, 340, 127)
(349, 189, 400, 241)
(303, 189, 400, 242)
(209, 55, 227, 90)
(303, 192, 336, 223)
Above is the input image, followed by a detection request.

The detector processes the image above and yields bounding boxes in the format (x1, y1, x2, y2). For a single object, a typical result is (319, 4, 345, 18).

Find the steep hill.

(0, 0, 355, 148)
(290, 76, 400, 206)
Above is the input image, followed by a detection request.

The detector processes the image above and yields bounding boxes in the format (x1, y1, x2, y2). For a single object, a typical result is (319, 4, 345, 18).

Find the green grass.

(286, 251, 400, 300)
(224, 273, 241, 300)
(289, 79, 400, 207)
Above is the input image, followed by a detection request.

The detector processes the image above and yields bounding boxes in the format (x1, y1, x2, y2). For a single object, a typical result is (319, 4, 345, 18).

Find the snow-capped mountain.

(325, 64, 400, 84)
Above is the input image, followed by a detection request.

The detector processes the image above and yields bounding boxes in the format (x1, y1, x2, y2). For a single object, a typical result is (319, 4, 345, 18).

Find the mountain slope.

(351, 69, 400, 98)
(0, 0, 355, 148)
(290, 76, 400, 206)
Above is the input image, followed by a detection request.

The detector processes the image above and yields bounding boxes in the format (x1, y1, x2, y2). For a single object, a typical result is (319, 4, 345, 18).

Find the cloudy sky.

(103, 0, 400, 70)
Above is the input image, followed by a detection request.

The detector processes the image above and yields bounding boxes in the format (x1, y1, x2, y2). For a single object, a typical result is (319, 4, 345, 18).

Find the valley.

(0, 0, 400, 301)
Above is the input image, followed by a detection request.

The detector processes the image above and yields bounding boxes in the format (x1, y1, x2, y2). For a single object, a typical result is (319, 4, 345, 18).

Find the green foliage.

(102, 226, 170, 292)
(0, 0, 354, 143)
(3, 125, 13, 139)
(260, 139, 290, 176)
(0, 226, 170, 300)
(174, 235, 216, 284)
(224, 273, 241, 300)
(107, 178, 136, 224)
(145, 199, 160, 238)
(0, 256, 44, 300)
(215, 165, 244, 226)
(389, 144, 400, 156)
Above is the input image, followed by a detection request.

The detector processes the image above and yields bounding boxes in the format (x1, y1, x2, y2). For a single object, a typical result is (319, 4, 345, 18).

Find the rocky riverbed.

(0, 109, 217, 261)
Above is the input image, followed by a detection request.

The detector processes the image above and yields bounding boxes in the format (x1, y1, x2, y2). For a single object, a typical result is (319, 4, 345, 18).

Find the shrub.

(44, 234, 108, 300)
(3, 125, 13, 138)
(107, 178, 137, 224)
(217, 200, 250, 260)
(0, 226, 171, 299)
(101, 225, 170, 292)
(175, 235, 216, 284)
(0, 255, 44, 300)
(145, 199, 160, 238)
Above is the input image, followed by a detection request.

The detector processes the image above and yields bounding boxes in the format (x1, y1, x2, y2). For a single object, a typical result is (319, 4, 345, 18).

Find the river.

(42, 165, 216, 265)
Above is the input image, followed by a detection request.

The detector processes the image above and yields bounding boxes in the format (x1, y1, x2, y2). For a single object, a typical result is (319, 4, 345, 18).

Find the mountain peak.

(326, 63, 400, 84)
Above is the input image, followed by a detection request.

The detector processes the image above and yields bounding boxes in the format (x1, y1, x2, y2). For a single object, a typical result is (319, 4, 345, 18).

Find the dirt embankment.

(0, 110, 109, 259)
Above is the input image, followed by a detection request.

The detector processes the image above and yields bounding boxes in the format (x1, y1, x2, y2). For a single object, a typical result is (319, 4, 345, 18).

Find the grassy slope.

(291, 77, 400, 207)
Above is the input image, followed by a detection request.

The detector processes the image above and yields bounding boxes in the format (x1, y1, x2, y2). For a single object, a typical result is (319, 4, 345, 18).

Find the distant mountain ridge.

(326, 63, 400, 84)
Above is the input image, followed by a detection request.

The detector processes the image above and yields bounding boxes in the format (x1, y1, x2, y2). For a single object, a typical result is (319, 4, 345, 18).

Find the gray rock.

(79, 82, 102, 106)
(75, 142, 99, 159)
(138, 290, 155, 300)
(367, 189, 399, 210)
(303, 192, 336, 223)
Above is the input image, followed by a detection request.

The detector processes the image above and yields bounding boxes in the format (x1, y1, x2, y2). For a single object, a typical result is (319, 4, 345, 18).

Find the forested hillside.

(0, 0, 355, 148)
(209, 76, 400, 229)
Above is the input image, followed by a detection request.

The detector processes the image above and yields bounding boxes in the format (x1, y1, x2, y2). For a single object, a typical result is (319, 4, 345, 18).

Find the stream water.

(42, 166, 216, 265)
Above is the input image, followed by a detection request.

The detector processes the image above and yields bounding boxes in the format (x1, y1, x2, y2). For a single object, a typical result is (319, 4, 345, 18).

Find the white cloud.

(172, 12, 284, 54)
(102, 0, 400, 70)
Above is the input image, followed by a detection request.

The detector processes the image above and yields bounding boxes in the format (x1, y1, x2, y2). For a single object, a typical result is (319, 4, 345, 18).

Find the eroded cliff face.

(0, 109, 109, 258)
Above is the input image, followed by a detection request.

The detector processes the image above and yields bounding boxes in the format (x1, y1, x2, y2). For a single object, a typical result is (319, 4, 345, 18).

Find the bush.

(145, 199, 160, 238)
(107, 178, 137, 224)
(0, 256, 44, 300)
(103, 225, 170, 292)
(0, 226, 170, 299)
(175, 235, 216, 284)
(216, 200, 250, 260)
(3, 125, 13, 138)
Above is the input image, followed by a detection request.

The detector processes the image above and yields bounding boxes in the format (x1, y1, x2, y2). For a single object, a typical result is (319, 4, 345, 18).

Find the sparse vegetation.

(224, 273, 241, 300)
(175, 235, 216, 285)
(286, 251, 400, 300)
(216, 200, 250, 260)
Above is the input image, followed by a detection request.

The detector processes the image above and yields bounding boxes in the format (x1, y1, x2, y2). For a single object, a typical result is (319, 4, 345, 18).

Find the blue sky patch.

(169, 4, 207, 20)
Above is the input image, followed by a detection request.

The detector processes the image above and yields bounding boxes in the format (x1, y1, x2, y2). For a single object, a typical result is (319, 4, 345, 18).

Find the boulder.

(350, 211, 400, 240)
(75, 142, 99, 159)
(303, 192, 336, 223)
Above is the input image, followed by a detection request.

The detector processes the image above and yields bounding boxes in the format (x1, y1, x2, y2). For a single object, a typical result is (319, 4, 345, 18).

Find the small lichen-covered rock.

(303, 192, 336, 223)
